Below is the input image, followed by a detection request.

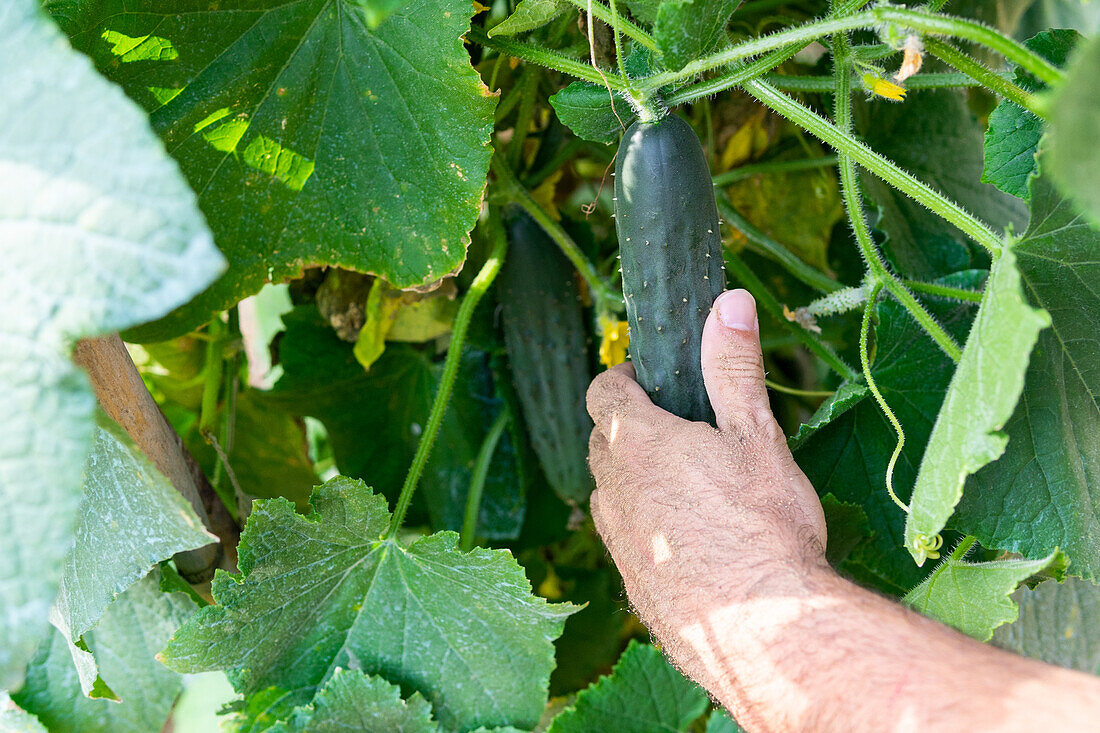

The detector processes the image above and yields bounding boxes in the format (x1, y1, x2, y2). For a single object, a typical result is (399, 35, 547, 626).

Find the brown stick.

(73, 334, 238, 581)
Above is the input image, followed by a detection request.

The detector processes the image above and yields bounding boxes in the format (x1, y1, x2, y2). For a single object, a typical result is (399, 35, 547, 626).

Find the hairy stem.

(831, 35, 962, 362)
(902, 278, 983, 303)
(873, 6, 1065, 86)
(745, 78, 1004, 255)
(764, 70, 1010, 93)
(470, 26, 628, 89)
(663, 41, 814, 106)
(640, 13, 875, 90)
(923, 38, 1043, 118)
(388, 217, 509, 537)
(460, 409, 510, 552)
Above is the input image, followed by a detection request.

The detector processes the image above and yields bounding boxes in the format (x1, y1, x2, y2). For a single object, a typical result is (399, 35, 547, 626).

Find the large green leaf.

(272, 669, 438, 732)
(547, 642, 708, 733)
(857, 90, 1027, 278)
(903, 546, 1058, 641)
(54, 417, 213, 647)
(1049, 33, 1100, 225)
(982, 30, 1080, 200)
(904, 247, 1049, 564)
(52, 0, 496, 341)
(951, 160, 1100, 579)
(161, 477, 574, 731)
(994, 576, 1100, 674)
(12, 571, 196, 732)
(0, 0, 221, 688)
(793, 275, 983, 593)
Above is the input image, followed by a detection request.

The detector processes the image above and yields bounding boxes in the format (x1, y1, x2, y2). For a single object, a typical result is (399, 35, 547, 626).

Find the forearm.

(653, 564, 1100, 733)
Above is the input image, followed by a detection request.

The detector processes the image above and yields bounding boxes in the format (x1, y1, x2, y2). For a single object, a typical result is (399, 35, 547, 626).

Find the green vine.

(387, 213, 510, 537)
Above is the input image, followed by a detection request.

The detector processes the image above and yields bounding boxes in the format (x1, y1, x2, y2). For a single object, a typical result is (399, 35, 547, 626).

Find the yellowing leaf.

(353, 280, 403, 371)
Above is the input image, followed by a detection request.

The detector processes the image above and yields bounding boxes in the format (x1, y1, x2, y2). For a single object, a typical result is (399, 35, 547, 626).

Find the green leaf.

(0, 694, 46, 733)
(820, 494, 871, 567)
(788, 383, 869, 451)
(0, 0, 221, 688)
(857, 90, 1027, 278)
(549, 83, 636, 144)
(904, 247, 1050, 564)
(12, 571, 196, 732)
(1049, 33, 1100, 226)
(54, 0, 496, 342)
(793, 274, 983, 593)
(951, 158, 1100, 579)
(653, 0, 741, 72)
(220, 392, 319, 508)
(547, 641, 708, 733)
(490, 0, 566, 36)
(272, 669, 438, 732)
(161, 477, 575, 731)
(705, 710, 746, 733)
(982, 29, 1080, 200)
(993, 576, 1100, 674)
(903, 546, 1058, 641)
(54, 416, 213, 648)
(269, 306, 526, 538)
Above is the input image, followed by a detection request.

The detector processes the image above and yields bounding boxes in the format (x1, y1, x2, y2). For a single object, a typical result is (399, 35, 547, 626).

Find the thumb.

(700, 289, 769, 433)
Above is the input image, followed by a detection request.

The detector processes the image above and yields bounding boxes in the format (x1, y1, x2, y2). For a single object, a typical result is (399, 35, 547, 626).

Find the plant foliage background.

(2, 0, 1099, 729)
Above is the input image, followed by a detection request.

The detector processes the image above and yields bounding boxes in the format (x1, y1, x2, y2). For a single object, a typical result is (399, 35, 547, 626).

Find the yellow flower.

(598, 315, 630, 368)
(862, 73, 907, 102)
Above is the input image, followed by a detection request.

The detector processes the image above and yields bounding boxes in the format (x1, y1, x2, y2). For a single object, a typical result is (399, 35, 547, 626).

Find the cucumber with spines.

(498, 211, 595, 504)
(614, 114, 726, 424)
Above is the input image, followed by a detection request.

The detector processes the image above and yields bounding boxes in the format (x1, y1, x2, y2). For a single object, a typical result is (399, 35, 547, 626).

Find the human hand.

(586, 289, 828, 638)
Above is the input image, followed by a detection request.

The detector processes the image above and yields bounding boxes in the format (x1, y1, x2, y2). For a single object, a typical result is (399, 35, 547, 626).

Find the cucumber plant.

(3, 0, 1099, 729)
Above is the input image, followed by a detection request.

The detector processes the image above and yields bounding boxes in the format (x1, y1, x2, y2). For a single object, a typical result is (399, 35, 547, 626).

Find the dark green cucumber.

(614, 114, 725, 424)
(498, 211, 595, 504)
